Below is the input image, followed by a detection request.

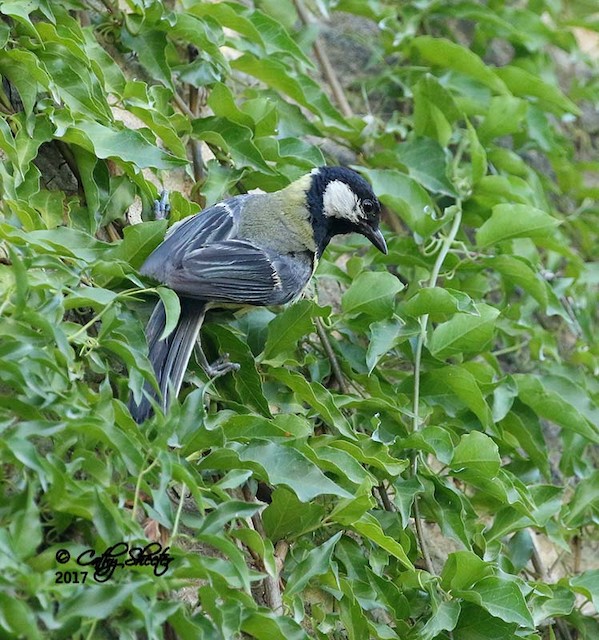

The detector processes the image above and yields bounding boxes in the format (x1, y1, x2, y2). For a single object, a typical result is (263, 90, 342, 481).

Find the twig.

(105, 222, 121, 243)
(172, 91, 195, 120)
(413, 496, 435, 575)
(412, 204, 463, 436)
(292, 0, 353, 118)
(188, 49, 206, 184)
(242, 486, 284, 612)
(315, 317, 348, 394)
(377, 483, 394, 512)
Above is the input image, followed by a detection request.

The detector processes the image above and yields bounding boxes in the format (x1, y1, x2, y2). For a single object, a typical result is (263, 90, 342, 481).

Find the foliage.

(1, 0, 598, 638)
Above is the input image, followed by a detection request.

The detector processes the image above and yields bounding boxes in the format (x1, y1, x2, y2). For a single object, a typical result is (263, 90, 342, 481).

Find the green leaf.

(422, 366, 493, 428)
(59, 583, 139, 621)
(109, 219, 167, 268)
(242, 612, 309, 640)
(514, 374, 599, 444)
(269, 368, 354, 438)
(57, 119, 186, 170)
(451, 432, 501, 478)
(396, 137, 458, 196)
(496, 65, 581, 115)
(454, 602, 519, 639)
(413, 74, 460, 146)
(0, 50, 50, 118)
(7, 486, 42, 559)
(156, 287, 181, 341)
(352, 513, 413, 569)
(262, 300, 326, 363)
(342, 271, 403, 319)
(192, 117, 273, 173)
(121, 28, 173, 89)
(441, 551, 492, 591)
(410, 36, 509, 94)
(285, 532, 342, 596)
(262, 487, 325, 540)
(207, 324, 271, 416)
(478, 96, 528, 142)
(366, 317, 405, 374)
(564, 470, 599, 527)
(231, 54, 348, 129)
(476, 204, 560, 247)
(402, 287, 478, 319)
(429, 303, 500, 359)
(64, 285, 118, 311)
(466, 120, 487, 184)
(0, 593, 42, 640)
(199, 442, 352, 502)
(464, 576, 534, 627)
(486, 255, 548, 307)
(420, 601, 460, 640)
(570, 570, 599, 612)
(359, 168, 440, 238)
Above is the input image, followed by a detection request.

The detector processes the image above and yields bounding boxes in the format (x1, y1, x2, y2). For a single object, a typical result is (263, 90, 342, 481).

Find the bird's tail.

(129, 297, 206, 423)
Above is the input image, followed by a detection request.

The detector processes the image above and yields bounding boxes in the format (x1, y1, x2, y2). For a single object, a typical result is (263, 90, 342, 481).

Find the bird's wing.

(141, 195, 313, 305)
(166, 239, 285, 305)
(141, 200, 245, 282)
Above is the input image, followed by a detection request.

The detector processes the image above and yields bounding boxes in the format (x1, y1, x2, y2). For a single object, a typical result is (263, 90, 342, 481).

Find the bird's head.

(307, 166, 387, 256)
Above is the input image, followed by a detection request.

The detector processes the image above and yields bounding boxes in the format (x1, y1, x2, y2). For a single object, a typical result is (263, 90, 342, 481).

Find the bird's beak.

(360, 223, 388, 254)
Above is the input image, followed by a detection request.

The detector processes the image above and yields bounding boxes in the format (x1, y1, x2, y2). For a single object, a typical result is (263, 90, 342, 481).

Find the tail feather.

(129, 298, 206, 423)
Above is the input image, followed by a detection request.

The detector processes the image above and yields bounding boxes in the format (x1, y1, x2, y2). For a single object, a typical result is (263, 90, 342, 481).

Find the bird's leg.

(195, 341, 241, 378)
(193, 305, 240, 377)
(154, 190, 171, 220)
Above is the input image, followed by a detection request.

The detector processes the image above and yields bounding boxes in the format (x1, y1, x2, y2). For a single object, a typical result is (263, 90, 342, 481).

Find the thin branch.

(315, 317, 348, 394)
(292, 0, 353, 118)
(412, 204, 463, 436)
(173, 91, 195, 120)
(413, 497, 435, 575)
(243, 486, 284, 613)
(377, 483, 394, 512)
(188, 49, 206, 184)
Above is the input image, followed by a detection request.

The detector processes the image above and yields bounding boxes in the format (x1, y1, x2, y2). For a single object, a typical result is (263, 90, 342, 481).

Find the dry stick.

(188, 57, 206, 184)
(292, 0, 353, 119)
(173, 91, 195, 120)
(242, 486, 284, 613)
(377, 483, 394, 512)
(315, 317, 348, 394)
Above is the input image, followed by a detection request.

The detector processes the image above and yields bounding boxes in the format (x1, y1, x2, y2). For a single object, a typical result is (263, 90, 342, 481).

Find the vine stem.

(411, 203, 462, 576)
(412, 203, 463, 439)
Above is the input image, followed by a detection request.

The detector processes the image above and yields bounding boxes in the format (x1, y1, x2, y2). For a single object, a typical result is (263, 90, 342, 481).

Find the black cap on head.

(308, 166, 386, 256)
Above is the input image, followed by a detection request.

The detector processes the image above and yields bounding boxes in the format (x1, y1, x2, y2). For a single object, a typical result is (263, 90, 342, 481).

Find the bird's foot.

(205, 353, 241, 378)
(153, 190, 171, 220)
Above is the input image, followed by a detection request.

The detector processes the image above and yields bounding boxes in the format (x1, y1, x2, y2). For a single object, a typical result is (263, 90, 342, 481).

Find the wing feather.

(140, 194, 314, 306)
(168, 240, 281, 304)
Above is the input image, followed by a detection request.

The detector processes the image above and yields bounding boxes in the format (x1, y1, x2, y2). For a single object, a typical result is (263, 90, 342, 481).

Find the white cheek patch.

(322, 180, 360, 222)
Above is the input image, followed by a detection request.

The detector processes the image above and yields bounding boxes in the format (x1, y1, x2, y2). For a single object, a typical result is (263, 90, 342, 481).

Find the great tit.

(129, 166, 387, 423)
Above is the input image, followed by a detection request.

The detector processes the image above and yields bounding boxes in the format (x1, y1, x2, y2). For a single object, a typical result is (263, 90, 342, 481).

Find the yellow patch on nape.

(322, 180, 360, 222)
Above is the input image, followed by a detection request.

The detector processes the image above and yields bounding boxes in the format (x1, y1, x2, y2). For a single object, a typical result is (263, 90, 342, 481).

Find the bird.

(129, 166, 387, 423)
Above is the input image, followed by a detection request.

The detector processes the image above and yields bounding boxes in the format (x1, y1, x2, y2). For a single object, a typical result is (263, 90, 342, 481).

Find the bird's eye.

(362, 199, 375, 215)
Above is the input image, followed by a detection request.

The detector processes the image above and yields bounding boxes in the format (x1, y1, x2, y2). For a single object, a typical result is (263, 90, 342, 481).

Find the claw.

(205, 353, 241, 377)
(153, 190, 171, 220)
